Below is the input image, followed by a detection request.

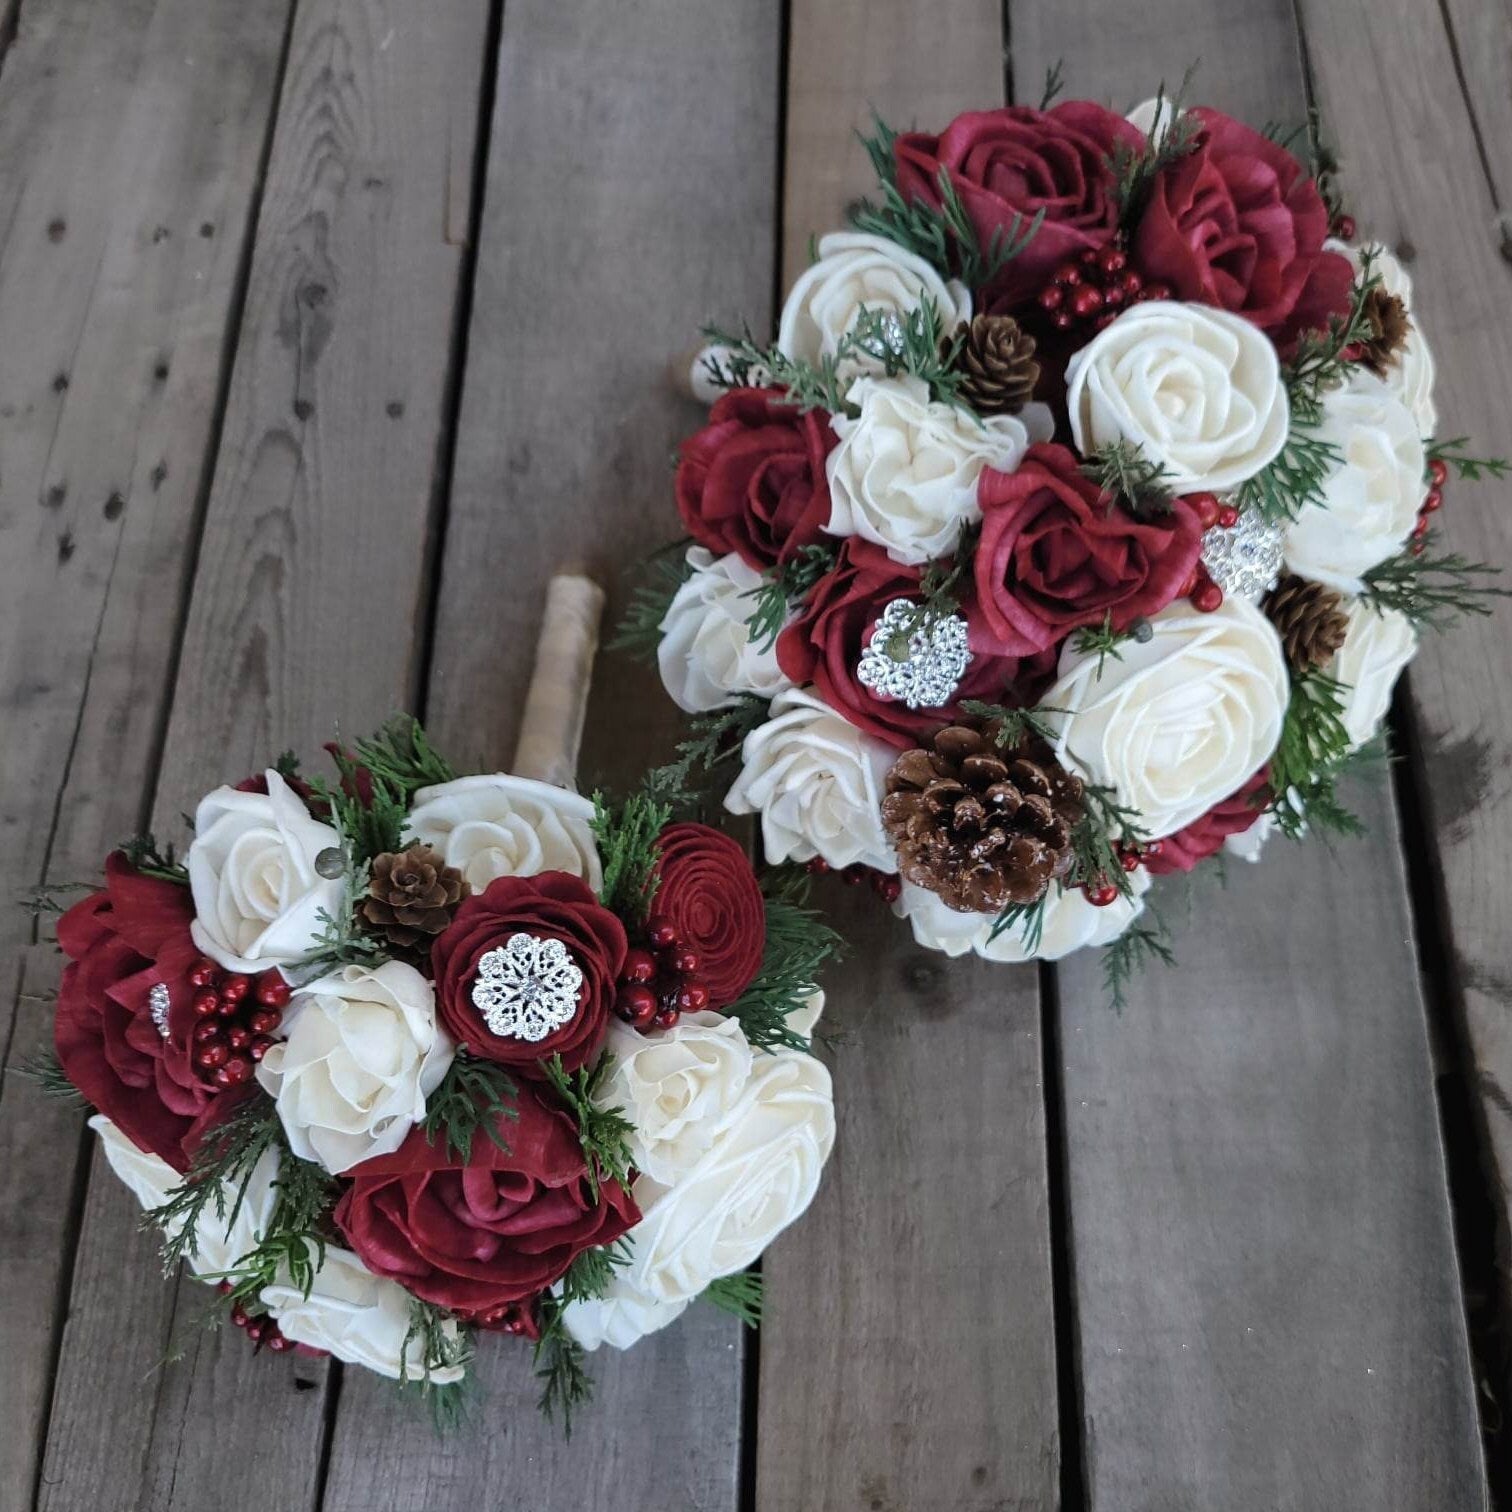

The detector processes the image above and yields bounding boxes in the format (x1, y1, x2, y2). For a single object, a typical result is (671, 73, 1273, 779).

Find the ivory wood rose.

(261, 1245, 467, 1383)
(186, 769, 346, 975)
(256, 960, 454, 1175)
(1043, 596, 1289, 839)
(559, 1274, 691, 1352)
(1329, 599, 1419, 750)
(1066, 300, 1289, 495)
(824, 374, 1048, 565)
(656, 547, 794, 713)
(724, 685, 897, 872)
(777, 230, 971, 382)
(404, 772, 602, 895)
(1282, 371, 1426, 593)
(893, 868, 1151, 962)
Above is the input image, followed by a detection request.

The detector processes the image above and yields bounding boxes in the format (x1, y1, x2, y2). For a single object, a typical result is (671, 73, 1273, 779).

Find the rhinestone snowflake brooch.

(857, 598, 971, 710)
(1200, 510, 1284, 602)
(471, 933, 584, 1043)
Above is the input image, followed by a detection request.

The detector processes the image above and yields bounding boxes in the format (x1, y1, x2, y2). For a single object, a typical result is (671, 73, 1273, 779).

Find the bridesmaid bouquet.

(631, 81, 1504, 1000)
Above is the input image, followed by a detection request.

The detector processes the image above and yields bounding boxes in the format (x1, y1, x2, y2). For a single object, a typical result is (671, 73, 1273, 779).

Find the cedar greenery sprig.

(1102, 903, 1177, 1012)
(1107, 67, 1203, 227)
(1082, 439, 1176, 519)
(1070, 612, 1141, 679)
(851, 114, 1045, 291)
(699, 321, 854, 416)
(642, 696, 773, 813)
(1068, 782, 1150, 900)
(296, 845, 389, 976)
(1266, 667, 1364, 840)
(611, 544, 698, 664)
(119, 833, 189, 885)
(1233, 428, 1340, 524)
(847, 302, 971, 408)
(1426, 436, 1512, 482)
(1040, 60, 1066, 111)
(591, 787, 674, 921)
(533, 1294, 593, 1437)
(745, 543, 836, 651)
(15, 1049, 90, 1107)
(1283, 245, 1382, 425)
(542, 1053, 636, 1204)
(399, 1300, 477, 1431)
(557, 1241, 630, 1307)
(703, 1269, 763, 1328)
(420, 1055, 518, 1163)
(1360, 542, 1510, 629)
(347, 716, 457, 805)
(958, 699, 1067, 749)
(989, 893, 1049, 955)
(884, 520, 980, 645)
(725, 877, 845, 1052)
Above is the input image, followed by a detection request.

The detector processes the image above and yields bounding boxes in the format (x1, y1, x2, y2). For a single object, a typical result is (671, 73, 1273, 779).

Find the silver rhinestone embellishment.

(471, 933, 584, 1043)
(1200, 510, 1284, 602)
(148, 983, 171, 1040)
(856, 598, 972, 710)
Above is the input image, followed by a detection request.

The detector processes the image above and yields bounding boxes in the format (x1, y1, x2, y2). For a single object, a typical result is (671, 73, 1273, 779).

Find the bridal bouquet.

(633, 82, 1504, 998)
(36, 714, 837, 1427)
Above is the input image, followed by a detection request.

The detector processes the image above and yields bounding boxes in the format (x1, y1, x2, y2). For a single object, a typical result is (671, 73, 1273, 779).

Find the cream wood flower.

(1042, 596, 1289, 839)
(1328, 597, 1418, 749)
(262, 1245, 467, 1383)
(256, 960, 454, 1175)
(1282, 370, 1425, 592)
(404, 773, 601, 894)
(778, 230, 971, 383)
(723, 686, 896, 872)
(559, 1274, 691, 1352)
(187, 769, 345, 974)
(893, 869, 1151, 962)
(1066, 300, 1288, 493)
(657, 547, 794, 713)
(825, 375, 1047, 565)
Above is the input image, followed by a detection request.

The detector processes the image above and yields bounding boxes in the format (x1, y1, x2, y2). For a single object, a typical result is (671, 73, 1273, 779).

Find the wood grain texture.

(0, 1, 292, 1503)
(1010, 5, 1488, 1504)
(1297, 0, 1512, 1441)
(757, 5, 1060, 1508)
(317, 1, 780, 1505)
(35, 4, 491, 1509)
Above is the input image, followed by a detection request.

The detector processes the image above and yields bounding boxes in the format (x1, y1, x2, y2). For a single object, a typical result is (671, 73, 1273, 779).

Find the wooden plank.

(1007, 5, 1488, 1505)
(0, 0, 293, 1503)
(756, 5, 1061, 1509)
(1299, 0, 1512, 1456)
(317, 0, 781, 1505)
(35, 4, 492, 1509)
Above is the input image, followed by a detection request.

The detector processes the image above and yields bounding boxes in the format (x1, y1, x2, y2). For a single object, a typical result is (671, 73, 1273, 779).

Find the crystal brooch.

(856, 598, 971, 710)
(148, 982, 172, 1039)
(1200, 510, 1284, 602)
(471, 933, 584, 1043)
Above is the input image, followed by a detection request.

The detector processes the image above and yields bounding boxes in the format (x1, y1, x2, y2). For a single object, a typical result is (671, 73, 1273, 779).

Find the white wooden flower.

(1329, 598, 1418, 750)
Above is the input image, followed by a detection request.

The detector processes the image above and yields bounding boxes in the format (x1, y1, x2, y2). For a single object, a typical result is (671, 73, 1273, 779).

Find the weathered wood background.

(0, 0, 1503, 1507)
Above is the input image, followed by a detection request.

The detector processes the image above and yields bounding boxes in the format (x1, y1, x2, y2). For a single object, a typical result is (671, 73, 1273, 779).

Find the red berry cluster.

(613, 915, 712, 1034)
(469, 1300, 536, 1336)
(1180, 491, 1241, 613)
(804, 856, 902, 904)
(1083, 842, 1160, 906)
(1034, 242, 1173, 339)
(1412, 456, 1449, 556)
(187, 956, 291, 1088)
(218, 1283, 294, 1353)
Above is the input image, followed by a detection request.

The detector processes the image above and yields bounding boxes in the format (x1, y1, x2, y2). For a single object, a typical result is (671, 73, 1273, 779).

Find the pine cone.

(1264, 574, 1350, 671)
(1358, 286, 1411, 376)
(951, 315, 1040, 415)
(362, 844, 469, 948)
(881, 723, 1084, 913)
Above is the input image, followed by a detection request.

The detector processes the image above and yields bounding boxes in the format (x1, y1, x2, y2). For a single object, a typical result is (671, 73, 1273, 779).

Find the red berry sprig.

(187, 957, 290, 1088)
(613, 916, 712, 1035)
(804, 856, 902, 903)
(1034, 242, 1173, 339)
(1413, 457, 1449, 556)
(1180, 491, 1240, 613)
(224, 1290, 293, 1353)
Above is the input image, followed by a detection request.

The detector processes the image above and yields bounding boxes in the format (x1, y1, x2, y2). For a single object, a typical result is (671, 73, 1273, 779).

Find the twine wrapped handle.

(512, 573, 605, 791)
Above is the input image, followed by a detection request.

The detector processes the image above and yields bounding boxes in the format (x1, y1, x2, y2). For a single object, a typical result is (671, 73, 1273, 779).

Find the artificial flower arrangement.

(29, 578, 838, 1429)
(629, 78, 1506, 1002)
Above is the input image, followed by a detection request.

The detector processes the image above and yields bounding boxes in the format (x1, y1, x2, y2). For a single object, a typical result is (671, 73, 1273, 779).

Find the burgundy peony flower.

(1131, 107, 1352, 351)
(1144, 769, 1272, 875)
(675, 387, 837, 570)
(777, 537, 1056, 748)
(430, 872, 626, 1075)
(55, 853, 224, 1171)
(651, 823, 766, 1008)
(334, 1084, 639, 1315)
(891, 104, 1142, 305)
(974, 443, 1203, 657)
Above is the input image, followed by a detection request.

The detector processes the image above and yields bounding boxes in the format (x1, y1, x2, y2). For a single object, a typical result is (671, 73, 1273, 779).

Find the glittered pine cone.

(1264, 574, 1350, 672)
(362, 844, 469, 948)
(950, 315, 1040, 416)
(881, 723, 1084, 913)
